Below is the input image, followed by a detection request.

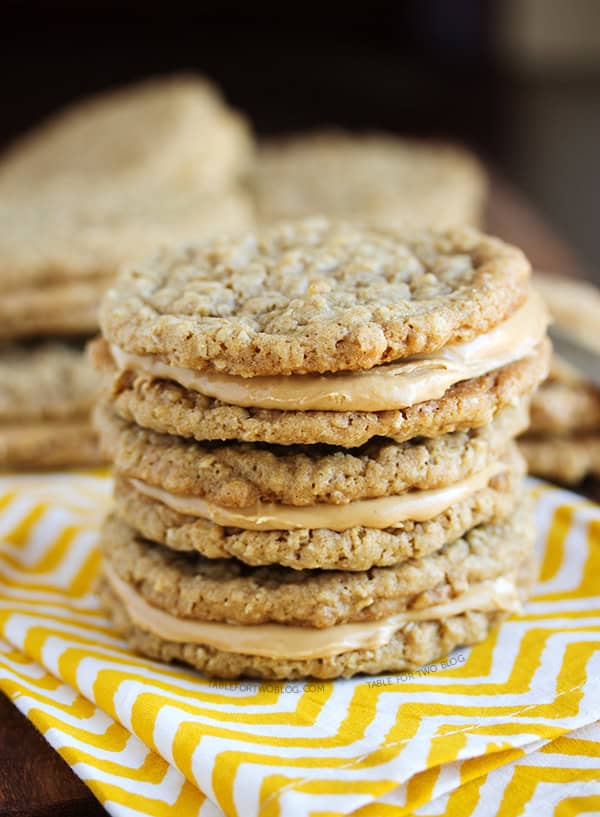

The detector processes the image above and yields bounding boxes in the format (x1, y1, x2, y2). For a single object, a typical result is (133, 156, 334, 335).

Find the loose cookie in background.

(0, 74, 253, 194)
(252, 130, 486, 229)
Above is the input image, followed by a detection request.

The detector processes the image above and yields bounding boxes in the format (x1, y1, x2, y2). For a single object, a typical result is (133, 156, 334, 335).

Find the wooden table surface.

(1, 177, 599, 817)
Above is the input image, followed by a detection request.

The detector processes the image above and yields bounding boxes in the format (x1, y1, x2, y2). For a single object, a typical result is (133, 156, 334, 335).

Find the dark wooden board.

(0, 696, 107, 817)
(1, 175, 598, 817)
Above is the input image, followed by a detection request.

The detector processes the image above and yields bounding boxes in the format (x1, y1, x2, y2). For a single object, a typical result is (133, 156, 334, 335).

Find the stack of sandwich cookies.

(0, 75, 253, 468)
(519, 274, 600, 483)
(94, 219, 550, 679)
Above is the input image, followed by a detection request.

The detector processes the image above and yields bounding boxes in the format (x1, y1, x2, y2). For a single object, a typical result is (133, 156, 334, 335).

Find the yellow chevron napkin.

(2, 646, 598, 817)
(0, 472, 599, 817)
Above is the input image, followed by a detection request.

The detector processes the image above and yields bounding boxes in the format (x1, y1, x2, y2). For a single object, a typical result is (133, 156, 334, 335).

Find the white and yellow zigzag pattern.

(0, 642, 211, 817)
(0, 472, 598, 817)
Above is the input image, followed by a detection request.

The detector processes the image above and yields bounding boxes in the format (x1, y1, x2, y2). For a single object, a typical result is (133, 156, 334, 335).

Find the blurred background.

(2, 0, 599, 280)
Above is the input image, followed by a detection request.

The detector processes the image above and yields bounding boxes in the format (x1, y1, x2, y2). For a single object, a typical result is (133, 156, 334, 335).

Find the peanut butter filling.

(103, 562, 521, 660)
(112, 290, 549, 412)
(129, 460, 506, 531)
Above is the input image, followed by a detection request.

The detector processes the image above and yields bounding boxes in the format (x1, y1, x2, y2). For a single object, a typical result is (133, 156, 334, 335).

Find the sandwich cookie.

(98, 502, 536, 679)
(97, 404, 527, 570)
(0, 75, 254, 338)
(97, 220, 549, 446)
(0, 74, 254, 468)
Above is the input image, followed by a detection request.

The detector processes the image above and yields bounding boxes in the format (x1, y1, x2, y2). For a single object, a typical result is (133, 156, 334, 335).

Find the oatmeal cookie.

(520, 434, 600, 483)
(100, 220, 530, 377)
(112, 457, 523, 570)
(96, 400, 528, 506)
(253, 131, 486, 229)
(0, 343, 105, 468)
(95, 338, 550, 447)
(0, 74, 252, 195)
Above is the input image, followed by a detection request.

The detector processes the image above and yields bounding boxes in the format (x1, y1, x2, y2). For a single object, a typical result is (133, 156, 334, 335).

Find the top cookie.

(253, 131, 486, 229)
(0, 74, 253, 195)
(101, 219, 530, 377)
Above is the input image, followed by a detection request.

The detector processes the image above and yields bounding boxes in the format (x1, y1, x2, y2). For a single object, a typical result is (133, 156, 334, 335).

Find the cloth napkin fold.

(0, 472, 598, 817)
